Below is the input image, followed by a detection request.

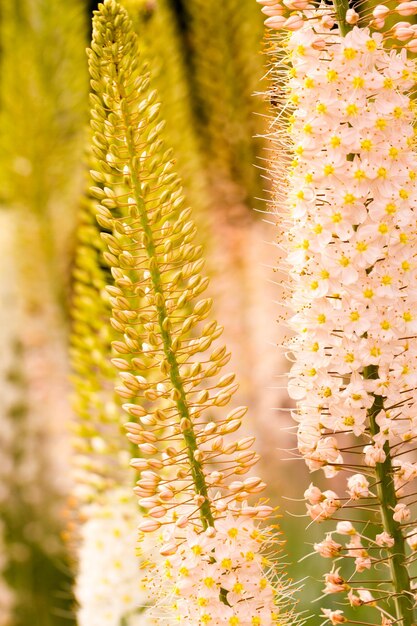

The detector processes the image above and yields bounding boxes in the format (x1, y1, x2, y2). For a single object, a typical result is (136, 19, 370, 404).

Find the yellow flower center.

(344, 193, 356, 204)
(361, 139, 373, 151)
(376, 118, 387, 130)
(346, 103, 358, 116)
(344, 47, 357, 59)
(385, 203, 397, 215)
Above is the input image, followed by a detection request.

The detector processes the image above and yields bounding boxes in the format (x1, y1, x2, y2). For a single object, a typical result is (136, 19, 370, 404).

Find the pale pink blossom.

(347, 474, 371, 499)
(393, 503, 411, 522)
(375, 531, 395, 548)
(314, 535, 342, 558)
(336, 521, 356, 536)
(323, 568, 348, 594)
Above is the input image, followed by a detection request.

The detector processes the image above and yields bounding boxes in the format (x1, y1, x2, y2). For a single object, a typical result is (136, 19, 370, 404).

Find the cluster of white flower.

(141, 514, 279, 624)
(75, 489, 156, 626)
(267, 13, 417, 623)
(285, 23, 417, 481)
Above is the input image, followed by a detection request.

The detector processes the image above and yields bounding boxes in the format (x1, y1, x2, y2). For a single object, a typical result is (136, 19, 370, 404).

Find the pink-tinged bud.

(122, 403, 147, 417)
(126, 432, 142, 444)
(254, 505, 274, 518)
(215, 499, 227, 512)
(256, 0, 278, 5)
(395, 27, 414, 40)
(134, 486, 152, 497)
(149, 505, 166, 518)
(130, 457, 149, 470)
(283, 14, 304, 30)
(373, 3, 390, 17)
(139, 497, 159, 509)
(264, 14, 287, 28)
(193, 494, 205, 506)
(175, 515, 189, 528)
(229, 481, 244, 493)
(243, 476, 263, 490)
(237, 436, 255, 450)
(393, 22, 415, 40)
(371, 17, 386, 28)
(321, 14, 335, 28)
(158, 488, 174, 501)
(138, 519, 161, 532)
(283, 0, 310, 9)
(346, 8, 359, 23)
(406, 38, 417, 52)
(312, 38, 326, 50)
(159, 541, 178, 556)
(240, 506, 257, 518)
(262, 4, 285, 16)
(250, 482, 267, 493)
(396, 1, 417, 15)
(138, 443, 158, 455)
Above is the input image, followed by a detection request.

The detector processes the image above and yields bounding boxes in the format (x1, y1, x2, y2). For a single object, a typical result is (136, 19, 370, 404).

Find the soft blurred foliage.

(0, 0, 323, 624)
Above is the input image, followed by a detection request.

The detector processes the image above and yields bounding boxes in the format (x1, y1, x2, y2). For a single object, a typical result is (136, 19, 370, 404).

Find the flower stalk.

(333, 0, 352, 36)
(87, 2, 296, 622)
(261, 0, 417, 623)
(366, 367, 414, 626)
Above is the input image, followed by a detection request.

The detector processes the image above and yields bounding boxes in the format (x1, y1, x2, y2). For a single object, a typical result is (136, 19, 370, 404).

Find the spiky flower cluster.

(266, 7, 417, 626)
(87, 1, 292, 623)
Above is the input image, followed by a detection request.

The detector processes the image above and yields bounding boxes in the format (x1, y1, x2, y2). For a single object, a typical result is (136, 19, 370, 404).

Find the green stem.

(116, 71, 214, 530)
(364, 365, 415, 626)
(333, 0, 352, 36)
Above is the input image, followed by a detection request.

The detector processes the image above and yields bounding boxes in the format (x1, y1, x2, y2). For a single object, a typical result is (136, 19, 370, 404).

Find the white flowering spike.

(75, 490, 158, 626)
(264, 2, 417, 625)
